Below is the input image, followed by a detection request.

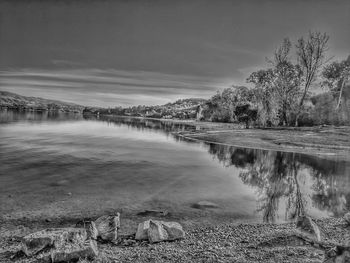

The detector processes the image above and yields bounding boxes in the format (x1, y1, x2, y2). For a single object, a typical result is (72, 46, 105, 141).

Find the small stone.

(137, 210, 169, 217)
(191, 201, 219, 209)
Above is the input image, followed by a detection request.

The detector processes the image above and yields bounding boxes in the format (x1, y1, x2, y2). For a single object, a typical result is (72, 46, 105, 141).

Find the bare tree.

(272, 38, 303, 126)
(294, 31, 329, 126)
(322, 56, 350, 110)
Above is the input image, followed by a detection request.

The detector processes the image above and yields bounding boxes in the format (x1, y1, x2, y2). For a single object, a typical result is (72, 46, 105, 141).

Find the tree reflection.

(85, 114, 349, 223)
(208, 143, 349, 223)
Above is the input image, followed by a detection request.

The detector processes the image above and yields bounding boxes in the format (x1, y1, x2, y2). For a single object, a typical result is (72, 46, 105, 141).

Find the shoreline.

(95, 114, 350, 160)
(1, 214, 348, 262)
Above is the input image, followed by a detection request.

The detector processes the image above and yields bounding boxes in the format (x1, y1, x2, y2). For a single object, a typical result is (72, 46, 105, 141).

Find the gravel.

(1, 217, 348, 263)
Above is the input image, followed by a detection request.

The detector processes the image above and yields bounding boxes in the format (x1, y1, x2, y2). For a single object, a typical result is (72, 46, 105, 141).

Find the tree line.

(199, 31, 350, 127)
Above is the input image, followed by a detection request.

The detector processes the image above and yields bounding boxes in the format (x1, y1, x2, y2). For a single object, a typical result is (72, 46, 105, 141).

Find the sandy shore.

(175, 124, 350, 160)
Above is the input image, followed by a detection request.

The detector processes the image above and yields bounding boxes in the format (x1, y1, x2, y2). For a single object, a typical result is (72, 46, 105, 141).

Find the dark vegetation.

(198, 32, 350, 127)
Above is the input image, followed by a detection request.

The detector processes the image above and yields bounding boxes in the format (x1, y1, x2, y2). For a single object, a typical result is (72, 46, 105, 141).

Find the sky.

(0, 0, 349, 107)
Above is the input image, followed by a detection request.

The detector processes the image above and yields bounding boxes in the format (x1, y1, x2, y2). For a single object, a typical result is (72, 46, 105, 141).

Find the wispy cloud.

(0, 69, 234, 107)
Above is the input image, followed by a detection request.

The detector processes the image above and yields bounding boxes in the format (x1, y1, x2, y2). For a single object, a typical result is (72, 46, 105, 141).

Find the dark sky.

(0, 0, 349, 106)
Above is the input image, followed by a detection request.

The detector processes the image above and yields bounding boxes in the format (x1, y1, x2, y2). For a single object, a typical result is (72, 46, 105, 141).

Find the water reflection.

(83, 114, 198, 134)
(208, 144, 350, 222)
(85, 114, 350, 222)
(1, 110, 349, 223)
(0, 108, 82, 124)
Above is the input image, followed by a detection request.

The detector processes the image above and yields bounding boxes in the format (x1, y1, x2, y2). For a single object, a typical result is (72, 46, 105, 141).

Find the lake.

(0, 110, 349, 224)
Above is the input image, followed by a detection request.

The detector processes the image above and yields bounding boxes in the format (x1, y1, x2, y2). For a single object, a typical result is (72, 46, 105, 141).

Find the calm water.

(0, 110, 349, 223)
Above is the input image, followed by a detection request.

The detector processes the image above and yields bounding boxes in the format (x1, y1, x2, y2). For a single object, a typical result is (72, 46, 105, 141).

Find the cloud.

(0, 69, 234, 107)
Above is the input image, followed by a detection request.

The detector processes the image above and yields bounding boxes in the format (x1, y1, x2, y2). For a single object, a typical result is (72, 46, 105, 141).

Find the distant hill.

(0, 91, 207, 120)
(84, 98, 207, 120)
(0, 91, 85, 113)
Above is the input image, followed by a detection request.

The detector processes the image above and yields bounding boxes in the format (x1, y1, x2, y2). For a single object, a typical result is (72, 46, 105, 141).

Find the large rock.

(21, 228, 99, 262)
(135, 220, 185, 243)
(135, 220, 151, 241)
(51, 240, 98, 262)
(21, 228, 87, 256)
(296, 215, 321, 242)
(94, 214, 120, 242)
(148, 221, 169, 243)
(162, 222, 185, 240)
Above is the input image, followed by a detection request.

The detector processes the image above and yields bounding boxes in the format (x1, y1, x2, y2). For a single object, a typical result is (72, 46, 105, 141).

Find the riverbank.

(0, 214, 348, 263)
(174, 123, 350, 160)
(94, 114, 350, 160)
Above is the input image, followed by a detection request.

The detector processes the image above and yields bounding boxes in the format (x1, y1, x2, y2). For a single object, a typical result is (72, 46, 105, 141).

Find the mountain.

(0, 91, 84, 113)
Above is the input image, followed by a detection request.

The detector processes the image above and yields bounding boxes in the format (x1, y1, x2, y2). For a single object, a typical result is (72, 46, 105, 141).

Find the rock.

(21, 228, 87, 256)
(148, 221, 169, 243)
(135, 220, 151, 240)
(191, 201, 219, 209)
(296, 215, 321, 242)
(135, 220, 185, 243)
(51, 240, 98, 262)
(76, 220, 98, 240)
(161, 221, 185, 241)
(344, 212, 350, 224)
(137, 210, 169, 217)
(94, 214, 120, 242)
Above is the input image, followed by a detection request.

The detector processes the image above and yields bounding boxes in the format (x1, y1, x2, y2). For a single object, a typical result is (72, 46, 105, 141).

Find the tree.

(234, 104, 258, 128)
(322, 55, 350, 110)
(203, 86, 257, 123)
(247, 69, 279, 126)
(270, 38, 303, 126)
(294, 31, 329, 126)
